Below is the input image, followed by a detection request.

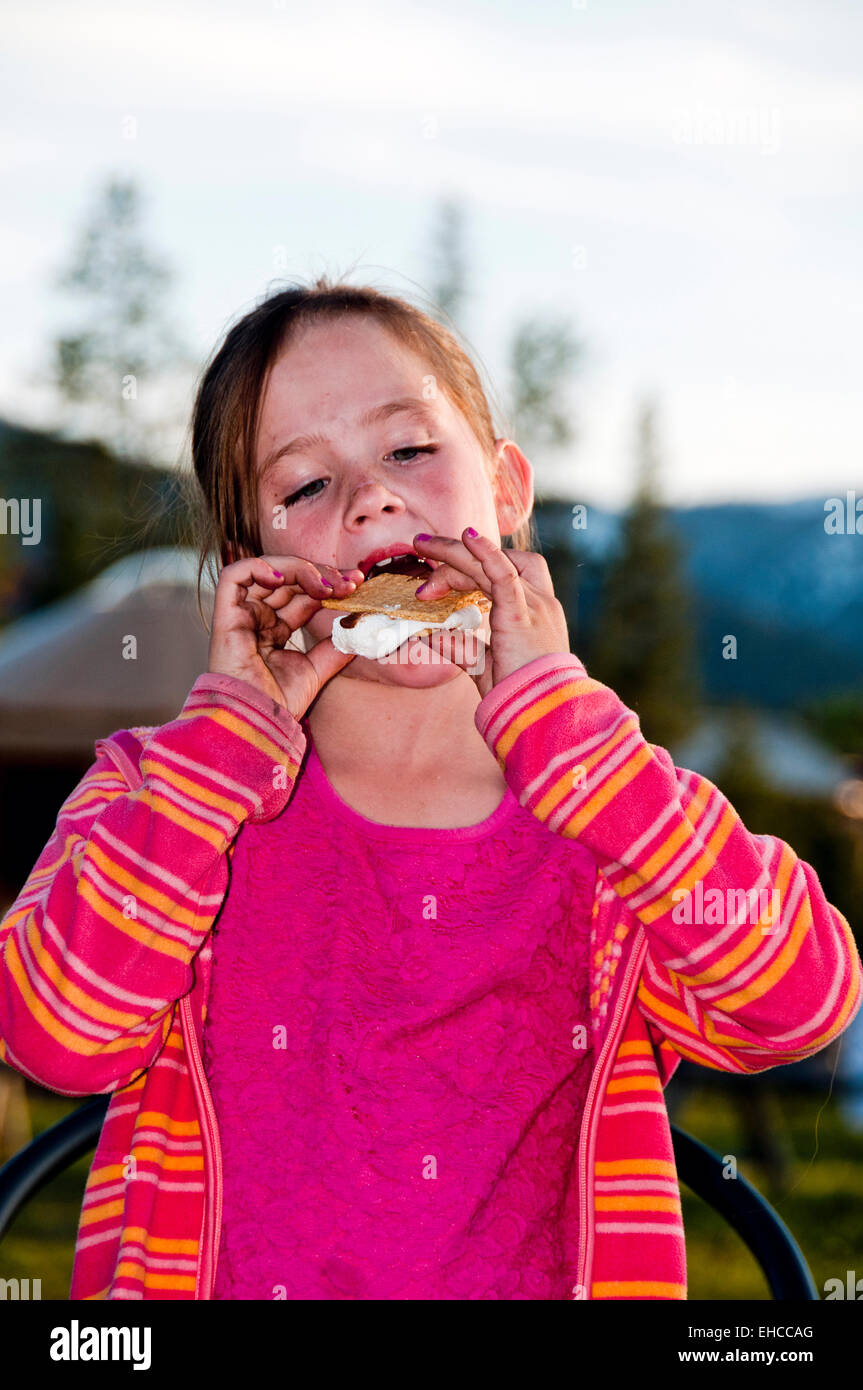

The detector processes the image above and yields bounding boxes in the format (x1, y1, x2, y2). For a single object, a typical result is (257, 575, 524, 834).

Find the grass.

(673, 1083, 863, 1300)
(2, 1079, 862, 1300)
(0, 1090, 91, 1299)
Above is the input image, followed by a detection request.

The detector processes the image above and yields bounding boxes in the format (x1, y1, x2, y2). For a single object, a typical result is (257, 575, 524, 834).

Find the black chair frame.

(0, 1098, 818, 1299)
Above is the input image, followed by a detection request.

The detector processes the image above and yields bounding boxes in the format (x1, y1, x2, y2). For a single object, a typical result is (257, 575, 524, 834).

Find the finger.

(258, 557, 362, 599)
(415, 564, 484, 600)
(460, 529, 531, 619)
(413, 530, 528, 619)
(266, 640, 355, 720)
(216, 558, 358, 629)
(419, 627, 488, 678)
(250, 603, 303, 652)
(216, 557, 323, 619)
(213, 557, 285, 634)
(268, 589, 328, 628)
(494, 548, 556, 594)
(242, 555, 361, 597)
(299, 634, 357, 686)
(269, 584, 373, 654)
(412, 532, 491, 599)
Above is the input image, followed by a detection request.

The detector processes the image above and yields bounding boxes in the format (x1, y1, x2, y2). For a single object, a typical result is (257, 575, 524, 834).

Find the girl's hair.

(183, 273, 537, 632)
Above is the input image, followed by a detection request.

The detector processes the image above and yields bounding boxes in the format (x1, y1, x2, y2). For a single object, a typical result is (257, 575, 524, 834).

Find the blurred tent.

(669, 709, 849, 799)
(0, 548, 215, 761)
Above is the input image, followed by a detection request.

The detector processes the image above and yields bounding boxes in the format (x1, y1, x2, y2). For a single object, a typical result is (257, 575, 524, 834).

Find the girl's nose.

(347, 483, 406, 526)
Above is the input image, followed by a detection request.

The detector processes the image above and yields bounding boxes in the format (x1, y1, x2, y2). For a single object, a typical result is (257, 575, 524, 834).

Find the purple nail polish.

(415, 533, 432, 542)
(415, 582, 428, 594)
(465, 527, 478, 538)
(321, 577, 333, 587)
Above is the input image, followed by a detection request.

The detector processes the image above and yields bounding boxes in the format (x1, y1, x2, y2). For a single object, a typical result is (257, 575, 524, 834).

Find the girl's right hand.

(207, 554, 365, 721)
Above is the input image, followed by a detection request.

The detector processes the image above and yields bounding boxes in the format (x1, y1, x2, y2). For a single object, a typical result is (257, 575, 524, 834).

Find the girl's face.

(253, 314, 531, 688)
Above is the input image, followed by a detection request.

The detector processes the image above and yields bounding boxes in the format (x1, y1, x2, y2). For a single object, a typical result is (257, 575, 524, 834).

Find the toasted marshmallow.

(330, 604, 484, 659)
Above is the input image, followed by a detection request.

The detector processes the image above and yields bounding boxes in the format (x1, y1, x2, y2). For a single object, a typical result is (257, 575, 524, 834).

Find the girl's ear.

(491, 439, 534, 537)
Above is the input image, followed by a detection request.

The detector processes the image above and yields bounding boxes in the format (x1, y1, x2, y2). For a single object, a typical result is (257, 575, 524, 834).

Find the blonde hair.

(183, 274, 536, 631)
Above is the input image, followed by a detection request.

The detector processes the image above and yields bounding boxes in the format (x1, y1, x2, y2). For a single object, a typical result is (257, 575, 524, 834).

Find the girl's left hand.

(411, 528, 571, 699)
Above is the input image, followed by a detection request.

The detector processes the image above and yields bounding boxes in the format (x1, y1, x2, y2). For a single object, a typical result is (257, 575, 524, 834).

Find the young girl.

(1, 278, 860, 1301)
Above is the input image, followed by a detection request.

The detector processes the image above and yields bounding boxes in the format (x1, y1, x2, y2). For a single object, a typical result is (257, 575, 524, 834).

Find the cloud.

(7, 1, 863, 162)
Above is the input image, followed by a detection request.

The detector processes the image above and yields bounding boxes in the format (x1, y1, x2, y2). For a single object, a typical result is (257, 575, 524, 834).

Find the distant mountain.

(1, 414, 859, 713)
(534, 495, 863, 711)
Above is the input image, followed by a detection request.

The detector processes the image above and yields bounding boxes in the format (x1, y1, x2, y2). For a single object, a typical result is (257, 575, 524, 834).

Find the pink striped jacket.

(1, 652, 860, 1300)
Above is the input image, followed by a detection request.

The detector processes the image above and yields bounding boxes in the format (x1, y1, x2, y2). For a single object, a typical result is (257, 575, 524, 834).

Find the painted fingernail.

(414, 533, 432, 541)
(320, 577, 333, 587)
(271, 569, 284, 579)
(415, 582, 429, 594)
(465, 527, 478, 538)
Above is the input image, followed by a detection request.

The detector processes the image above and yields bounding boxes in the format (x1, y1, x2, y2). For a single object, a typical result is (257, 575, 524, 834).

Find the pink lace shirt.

(202, 715, 598, 1299)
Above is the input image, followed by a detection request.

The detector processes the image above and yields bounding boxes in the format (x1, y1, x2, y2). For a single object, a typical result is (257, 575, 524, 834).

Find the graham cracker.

(320, 571, 490, 624)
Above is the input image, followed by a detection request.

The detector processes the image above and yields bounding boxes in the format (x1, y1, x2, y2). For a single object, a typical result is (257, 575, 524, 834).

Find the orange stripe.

(87, 840, 206, 931)
(595, 1196, 681, 1213)
(22, 908, 175, 1031)
(135, 1112, 200, 1137)
(121, 1227, 199, 1256)
(494, 679, 597, 759)
(131, 1147, 204, 1170)
(553, 741, 651, 838)
(175, 703, 302, 770)
(593, 1280, 685, 1298)
(606, 1076, 662, 1094)
(79, 1199, 125, 1227)
(114, 1259, 196, 1291)
(5, 929, 172, 1058)
(537, 718, 641, 824)
(594, 1159, 676, 1176)
(78, 876, 192, 962)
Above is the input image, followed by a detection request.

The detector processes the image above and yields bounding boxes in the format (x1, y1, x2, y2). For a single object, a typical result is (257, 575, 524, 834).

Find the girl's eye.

(281, 445, 437, 508)
(386, 444, 438, 463)
(283, 478, 326, 507)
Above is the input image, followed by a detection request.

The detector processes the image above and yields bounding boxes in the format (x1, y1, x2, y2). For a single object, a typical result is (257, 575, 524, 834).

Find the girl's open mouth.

(364, 554, 435, 582)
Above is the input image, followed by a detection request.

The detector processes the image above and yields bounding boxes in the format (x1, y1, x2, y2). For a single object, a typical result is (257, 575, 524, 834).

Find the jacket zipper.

(180, 992, 223, 1300)
(182, 907, 647, 1301)
(108, 733, 654, 1302)
(575, 925, 648, 1299)
(103, 731, 226, 1301)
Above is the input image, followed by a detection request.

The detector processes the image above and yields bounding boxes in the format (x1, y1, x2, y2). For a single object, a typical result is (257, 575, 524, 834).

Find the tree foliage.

(428, 197, 469, 328)
(589, 399, 701, 748)
(507, 317, 581, 461)
(51, 176, 191, 462)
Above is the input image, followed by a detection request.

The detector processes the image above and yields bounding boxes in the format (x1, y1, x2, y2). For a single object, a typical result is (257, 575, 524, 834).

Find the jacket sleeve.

(0, 673, 307, 1096)
(475, 652, 863, 1074)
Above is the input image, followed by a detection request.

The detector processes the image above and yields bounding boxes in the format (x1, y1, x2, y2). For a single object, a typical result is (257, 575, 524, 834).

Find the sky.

(2, 0, 862, 509)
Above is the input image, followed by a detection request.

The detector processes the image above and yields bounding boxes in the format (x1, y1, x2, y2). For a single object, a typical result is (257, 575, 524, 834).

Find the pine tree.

(427, 197, 469, 327)
(710, 705, 771, 824)
(49, 175, 192, 464)
(589, 399, 701, 748)
(507, 318, 581, 469)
